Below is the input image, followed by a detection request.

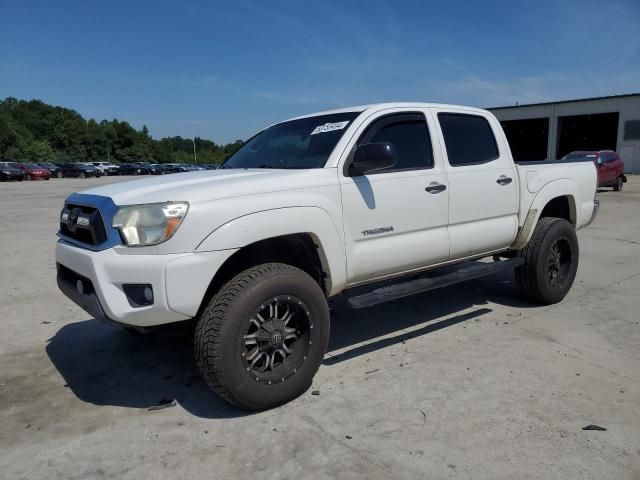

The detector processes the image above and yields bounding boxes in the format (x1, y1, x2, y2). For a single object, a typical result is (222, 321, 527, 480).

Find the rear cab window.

(437, 113, 499, 166)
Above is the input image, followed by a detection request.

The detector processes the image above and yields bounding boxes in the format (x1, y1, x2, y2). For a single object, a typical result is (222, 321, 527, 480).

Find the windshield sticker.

(310, 121, 350, 135)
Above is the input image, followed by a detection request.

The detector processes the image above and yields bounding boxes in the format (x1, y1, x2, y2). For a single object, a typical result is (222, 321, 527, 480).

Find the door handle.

(496, 175, 512, 186)
(425, 182, 447, 194)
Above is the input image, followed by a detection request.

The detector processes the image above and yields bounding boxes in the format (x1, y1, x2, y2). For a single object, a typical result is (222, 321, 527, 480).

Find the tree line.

(0, 97, 243, 164)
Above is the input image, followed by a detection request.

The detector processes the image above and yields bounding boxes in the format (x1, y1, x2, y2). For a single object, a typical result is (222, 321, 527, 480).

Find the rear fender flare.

(512, 179, 577, 250)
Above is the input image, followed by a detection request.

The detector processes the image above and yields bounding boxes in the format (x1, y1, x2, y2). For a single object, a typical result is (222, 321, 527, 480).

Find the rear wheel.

(613, 176, 623, 191)
(57, 171, 63, 178)
(26, 174, 32, 181)
(195, 263, 330, 410)
(516, 217, 579, 305)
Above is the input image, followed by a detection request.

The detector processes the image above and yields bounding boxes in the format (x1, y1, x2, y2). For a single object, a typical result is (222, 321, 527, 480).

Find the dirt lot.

(1, 175, 639, 479)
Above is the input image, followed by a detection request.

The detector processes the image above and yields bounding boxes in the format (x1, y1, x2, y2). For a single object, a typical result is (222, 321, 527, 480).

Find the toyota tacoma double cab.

(56, 103, 599, 410)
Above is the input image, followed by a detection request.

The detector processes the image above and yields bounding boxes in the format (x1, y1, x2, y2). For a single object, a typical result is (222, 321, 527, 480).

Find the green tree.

(24, 139, 54, 161)
(0, 96, 245, 164)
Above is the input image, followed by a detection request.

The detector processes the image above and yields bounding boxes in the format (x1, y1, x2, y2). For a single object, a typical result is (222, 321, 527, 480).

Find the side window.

(358, 114, 433, 172)
(438, 113, 499, 166)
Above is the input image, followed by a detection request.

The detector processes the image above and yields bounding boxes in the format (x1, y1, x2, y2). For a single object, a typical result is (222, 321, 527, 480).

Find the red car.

(13, 162, 51, 180)
(563, 150, 627, 191)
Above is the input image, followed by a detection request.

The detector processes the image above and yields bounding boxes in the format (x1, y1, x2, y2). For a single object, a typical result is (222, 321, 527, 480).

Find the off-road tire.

(516, 217, 579, 305)
(194, 263, 330, 410)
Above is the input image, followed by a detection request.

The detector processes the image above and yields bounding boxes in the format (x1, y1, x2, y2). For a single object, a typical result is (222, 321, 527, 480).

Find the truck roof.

(287, 102, 489, 121)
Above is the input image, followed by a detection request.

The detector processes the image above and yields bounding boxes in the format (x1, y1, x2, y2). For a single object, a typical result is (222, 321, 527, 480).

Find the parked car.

(151, 164, 170, 174)
(56, 102, 599, 411)
(133, 162, 162, 175)
(162, 163, 189, 173)
(91, 162, 120, 176)
(36, 162, 62, 178)
(184, 164, 207, 171)
(562, 150, 627, 191)
(59, 163, 102, 178)
(15, 163, 51, 180)
(117, 163, 144, 175)
(0, 162, 24, 181)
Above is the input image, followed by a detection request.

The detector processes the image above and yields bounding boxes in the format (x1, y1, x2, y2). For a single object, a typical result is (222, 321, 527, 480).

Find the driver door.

(339, 111, 450, 285)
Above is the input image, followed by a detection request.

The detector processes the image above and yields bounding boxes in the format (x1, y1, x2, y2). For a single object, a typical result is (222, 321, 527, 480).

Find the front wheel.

(57, 171, 63, 178)
(516, 217, 579, 305)
(613, 176, 624, 191)
(26, 174, 32, 181)
(79, 173, 86, 179)
(194, 263, 330, 410)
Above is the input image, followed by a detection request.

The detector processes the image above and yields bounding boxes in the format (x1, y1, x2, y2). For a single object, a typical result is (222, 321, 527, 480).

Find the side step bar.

(346, 257, 524, 309)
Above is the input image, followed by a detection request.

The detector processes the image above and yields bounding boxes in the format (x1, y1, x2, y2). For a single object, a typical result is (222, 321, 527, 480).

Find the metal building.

(489, 93, 640, 173)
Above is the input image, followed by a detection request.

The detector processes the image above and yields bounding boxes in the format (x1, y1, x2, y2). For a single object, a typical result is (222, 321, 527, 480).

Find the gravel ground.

(1, 175, 639, 479)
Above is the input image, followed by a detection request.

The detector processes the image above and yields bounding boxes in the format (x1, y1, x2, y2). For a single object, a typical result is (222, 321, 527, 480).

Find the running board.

(346, 258, 524, 310)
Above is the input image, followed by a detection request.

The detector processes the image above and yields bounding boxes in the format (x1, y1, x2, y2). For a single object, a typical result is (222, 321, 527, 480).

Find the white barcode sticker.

(310, 121, 350, 135)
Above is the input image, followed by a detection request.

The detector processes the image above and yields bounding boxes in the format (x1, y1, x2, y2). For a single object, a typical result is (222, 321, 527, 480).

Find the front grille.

(59, 203, 108, 246)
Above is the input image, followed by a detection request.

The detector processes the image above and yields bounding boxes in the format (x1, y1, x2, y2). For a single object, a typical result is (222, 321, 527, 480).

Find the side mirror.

(349, 142, 397, 176)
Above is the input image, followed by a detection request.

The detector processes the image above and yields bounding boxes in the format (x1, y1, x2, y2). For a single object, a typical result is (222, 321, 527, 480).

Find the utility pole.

(192, 123, 198, 164)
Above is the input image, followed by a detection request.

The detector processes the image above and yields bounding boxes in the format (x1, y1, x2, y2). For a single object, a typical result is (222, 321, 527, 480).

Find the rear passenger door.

(435, 110, 519, 258)
(340, 111, 450, 284)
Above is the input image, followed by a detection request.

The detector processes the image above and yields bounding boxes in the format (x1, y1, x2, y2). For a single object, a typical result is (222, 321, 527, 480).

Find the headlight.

(112, 202, 189, 246)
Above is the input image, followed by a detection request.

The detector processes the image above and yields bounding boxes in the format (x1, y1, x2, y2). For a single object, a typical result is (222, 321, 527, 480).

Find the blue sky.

(1, 0, 639, 143)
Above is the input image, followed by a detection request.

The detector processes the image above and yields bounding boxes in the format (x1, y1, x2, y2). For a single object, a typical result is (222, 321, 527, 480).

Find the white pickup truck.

(56, 102, 599, 410)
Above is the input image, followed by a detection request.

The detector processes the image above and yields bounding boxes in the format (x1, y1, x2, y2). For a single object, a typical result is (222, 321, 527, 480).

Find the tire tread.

(194, 263, 320, 409)
(516, 217, 576, 304)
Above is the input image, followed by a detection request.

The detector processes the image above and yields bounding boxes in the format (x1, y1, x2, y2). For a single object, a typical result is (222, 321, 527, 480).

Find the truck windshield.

(221, 112, 360, 169)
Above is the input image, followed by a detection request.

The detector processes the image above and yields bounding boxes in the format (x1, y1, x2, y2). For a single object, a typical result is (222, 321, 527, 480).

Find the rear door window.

(438, 113, 499, 166)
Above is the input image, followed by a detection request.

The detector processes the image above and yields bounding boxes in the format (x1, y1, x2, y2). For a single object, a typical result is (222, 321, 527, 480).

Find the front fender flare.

(196, 207, 346, 295)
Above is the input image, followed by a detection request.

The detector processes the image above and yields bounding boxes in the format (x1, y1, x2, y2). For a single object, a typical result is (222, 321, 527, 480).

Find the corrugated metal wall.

(490, 95, 640, 173)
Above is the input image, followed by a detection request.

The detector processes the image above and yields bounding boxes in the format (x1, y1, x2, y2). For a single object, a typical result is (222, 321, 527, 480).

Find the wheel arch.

(512, 181, 578, 250)
(195, 207, 346, 315)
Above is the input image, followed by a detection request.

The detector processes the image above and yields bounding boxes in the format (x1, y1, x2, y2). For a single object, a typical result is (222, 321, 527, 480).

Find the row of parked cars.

(0, 161, 220, 181)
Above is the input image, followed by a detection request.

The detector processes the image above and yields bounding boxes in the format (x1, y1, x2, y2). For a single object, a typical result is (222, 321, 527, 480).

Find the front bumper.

(2, 172, 23, 180)
(56, 240, 235, 327)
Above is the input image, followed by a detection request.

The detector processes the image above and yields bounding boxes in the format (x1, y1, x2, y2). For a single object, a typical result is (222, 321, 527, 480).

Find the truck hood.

(80, 168, 336, 205)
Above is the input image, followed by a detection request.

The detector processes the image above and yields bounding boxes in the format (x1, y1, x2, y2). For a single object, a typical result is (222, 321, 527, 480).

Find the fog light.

(122, 284, 154, 307)
(77, 280, 84, 295)
(143, 286, 153, 303)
